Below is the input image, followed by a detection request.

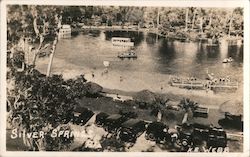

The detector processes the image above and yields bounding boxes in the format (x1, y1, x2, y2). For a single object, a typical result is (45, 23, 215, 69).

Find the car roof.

(106, 114, 123, 120)
(148, 121, 168, 129)
(97, 112, 109, 116)
(150, 121, 167, 127)
(74, 106, 91, 113)
(193, 123, 210, 129)
(148, 121, 168, 130)
(121, 119, 142, 127)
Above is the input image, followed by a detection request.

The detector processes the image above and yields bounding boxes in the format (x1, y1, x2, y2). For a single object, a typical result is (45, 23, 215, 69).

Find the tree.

(7, 5, 62, 68)
(230, 8, 243, 37)
(191, 7, 197, 30)
(185, 8, 189, 31)
(62, 6, 82, 24)
(144, 7, 158, 28)
(125, 7, 144, 24)
(7, 56, 93, 150)
(6, 5, 79, 151)
(7, 65, 74, 150)
(196, 8, 206, 33)
(30, 5, 62, 67)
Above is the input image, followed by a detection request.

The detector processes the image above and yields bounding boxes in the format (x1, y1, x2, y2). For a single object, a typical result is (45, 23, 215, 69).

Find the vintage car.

(145, 121, 170, 143)
(119, 119, 146, 143)
(72, 106, 94, 126)
(178, 131, 192, 147)
(176, 123, 227, 148)
(95, 112, 110, 127)
(218, 112, 243, 131)
(207, 127, 227, 148)
(191, 123, 210, 145)
(103, 114, 128, 133)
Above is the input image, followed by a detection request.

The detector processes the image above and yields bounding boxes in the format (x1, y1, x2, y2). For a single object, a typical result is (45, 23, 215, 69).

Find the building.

(58, 25, 71, 39)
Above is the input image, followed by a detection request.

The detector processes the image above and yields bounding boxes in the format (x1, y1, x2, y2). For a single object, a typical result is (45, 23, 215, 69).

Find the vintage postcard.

(0, 0, 249, 156)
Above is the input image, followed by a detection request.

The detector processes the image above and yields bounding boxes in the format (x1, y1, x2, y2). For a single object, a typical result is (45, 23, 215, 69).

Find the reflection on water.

(228, 45, 243, 63)
(55, 30, 243, 80)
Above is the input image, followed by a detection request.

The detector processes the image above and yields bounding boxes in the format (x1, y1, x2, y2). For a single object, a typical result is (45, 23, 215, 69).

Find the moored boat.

(222, 57, 233, 63)
(169, 75, 239, 92)
(112, 37, 134, 47)
(118, 50, 137, 59)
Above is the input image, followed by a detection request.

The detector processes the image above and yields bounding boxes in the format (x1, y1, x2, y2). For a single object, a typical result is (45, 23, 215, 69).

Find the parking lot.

(68, 99, 243, 152)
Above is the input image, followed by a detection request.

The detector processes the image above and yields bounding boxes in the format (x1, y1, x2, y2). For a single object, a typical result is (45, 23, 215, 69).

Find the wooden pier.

(170, 78, 239, 92)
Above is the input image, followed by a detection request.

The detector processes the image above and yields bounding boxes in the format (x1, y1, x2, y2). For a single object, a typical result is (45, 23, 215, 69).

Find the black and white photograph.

(1, 0, 249, 155)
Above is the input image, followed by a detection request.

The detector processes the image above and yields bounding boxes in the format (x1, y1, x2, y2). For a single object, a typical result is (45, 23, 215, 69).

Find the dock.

(170, 77, 239, 92)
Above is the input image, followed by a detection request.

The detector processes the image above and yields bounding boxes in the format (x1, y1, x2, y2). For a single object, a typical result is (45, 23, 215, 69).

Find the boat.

(169, 77, 204, 89)
(169, 74, 239, 92)
(58, 25, 71, 39)
(222, 57, 233, 63)
(112, 37, 134, 47)
(118, 49, 137, 59)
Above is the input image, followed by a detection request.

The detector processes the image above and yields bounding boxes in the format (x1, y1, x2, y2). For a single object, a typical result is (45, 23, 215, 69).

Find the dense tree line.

(7, 5, 243, 46)
(59, 6, 243, 39)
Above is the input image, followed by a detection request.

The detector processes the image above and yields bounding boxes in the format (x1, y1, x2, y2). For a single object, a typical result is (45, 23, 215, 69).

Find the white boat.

(118, 49, 137, 59)
(112, 37, 134, 47)
(222, 57, 233, 63)
(58, 25, 71, 39)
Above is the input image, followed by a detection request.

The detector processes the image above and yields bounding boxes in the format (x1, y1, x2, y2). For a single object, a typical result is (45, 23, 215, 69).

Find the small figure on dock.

(119, 76, 123, 82)
(116, 93, 121, 99)
(91, 71, 95, 78)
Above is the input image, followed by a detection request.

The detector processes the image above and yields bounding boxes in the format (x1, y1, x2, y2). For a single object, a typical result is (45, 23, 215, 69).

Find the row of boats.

(117, 49, 137, 59)
(112, 37, 138, 59)
(222, 57, 233, 63)
(169, 74, 239, 92)
(112, 37, 235, 63)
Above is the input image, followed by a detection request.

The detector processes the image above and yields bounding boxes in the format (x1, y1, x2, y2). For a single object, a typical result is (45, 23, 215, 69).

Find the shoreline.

(75, 26, 244, 44)
(35, 56, 243, 111)
(34, 49, 243, 113)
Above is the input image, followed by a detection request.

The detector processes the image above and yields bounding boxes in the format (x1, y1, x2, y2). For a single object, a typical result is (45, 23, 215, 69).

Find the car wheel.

(182, 139, 188, 146)
(148, 133, 155, 141)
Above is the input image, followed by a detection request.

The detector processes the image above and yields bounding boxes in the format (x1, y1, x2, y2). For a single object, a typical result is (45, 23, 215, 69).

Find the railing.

(170, 77, 239, 91)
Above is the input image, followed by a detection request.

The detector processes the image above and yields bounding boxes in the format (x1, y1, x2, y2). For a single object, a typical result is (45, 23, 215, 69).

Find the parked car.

(145, 121, 170, 143)
(218, 112, 243, 131)
(119, 119, 146, 143)
(191, 123, 210, 145)
(207, 127, 227, 148)
(119, 110, 138, 119)
(72, 107, 94, 126)
(95, 112, 109, 127)
(103, 114, 128, 133)
(178, 131, 192, 147)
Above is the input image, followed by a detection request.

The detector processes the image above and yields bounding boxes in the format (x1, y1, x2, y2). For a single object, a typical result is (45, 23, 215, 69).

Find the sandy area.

(35, 56, 243, 110)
